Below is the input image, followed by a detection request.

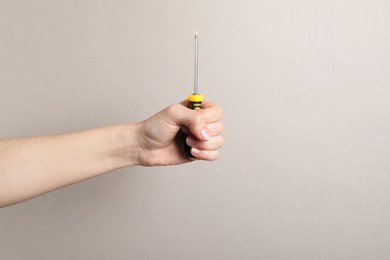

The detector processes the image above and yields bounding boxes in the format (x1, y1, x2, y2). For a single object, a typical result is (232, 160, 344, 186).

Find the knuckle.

(194, 112, 205, 124)
(219, 109, 224, 119)
(219, 123, 224, 134)
(166, 103, 180, 115)
(219, 136, 225, 147)
(214, 104, 224, 118)
(198, 109, 208, 119)
(211, 151, 220, 161)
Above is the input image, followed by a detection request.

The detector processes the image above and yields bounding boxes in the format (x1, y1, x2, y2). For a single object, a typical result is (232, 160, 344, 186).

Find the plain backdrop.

(1, 0, 390, 259)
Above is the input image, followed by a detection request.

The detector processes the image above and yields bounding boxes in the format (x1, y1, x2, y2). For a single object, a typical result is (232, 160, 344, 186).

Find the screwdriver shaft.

(194, 30, 199, 94)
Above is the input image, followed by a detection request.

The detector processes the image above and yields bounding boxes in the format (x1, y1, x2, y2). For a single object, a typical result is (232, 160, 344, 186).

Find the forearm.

(0, 123, 140, 207)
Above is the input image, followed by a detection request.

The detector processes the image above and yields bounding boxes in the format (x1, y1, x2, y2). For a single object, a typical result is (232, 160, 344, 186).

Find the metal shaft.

(194, 30, 199, 94)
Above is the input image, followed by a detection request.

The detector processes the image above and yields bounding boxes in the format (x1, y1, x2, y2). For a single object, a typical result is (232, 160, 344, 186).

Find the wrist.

(107, 123, 141, 169)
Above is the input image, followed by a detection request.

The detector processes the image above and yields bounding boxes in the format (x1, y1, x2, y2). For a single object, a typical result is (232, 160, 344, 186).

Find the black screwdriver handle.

(183, 100, 202, 160)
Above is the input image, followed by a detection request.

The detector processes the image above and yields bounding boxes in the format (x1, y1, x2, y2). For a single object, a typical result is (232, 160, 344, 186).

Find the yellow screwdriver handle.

(183, 94, 204, 160)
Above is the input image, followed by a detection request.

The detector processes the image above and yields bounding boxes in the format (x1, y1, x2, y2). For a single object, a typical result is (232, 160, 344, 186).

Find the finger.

(187, 135, 224, 150)
(200, 103, 224, 124)
(190, 148, 220, 161)
(199, 101, 215, 108)
(183, 121, 223, 136)
(180, 100, 224, 124)
(206, 121, 224, 136)
(166, 104, 211, 141)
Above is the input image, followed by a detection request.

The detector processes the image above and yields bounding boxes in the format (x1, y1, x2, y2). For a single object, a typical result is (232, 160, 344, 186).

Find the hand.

(136, 100, 224, 166)
(0, 100, 223, 207)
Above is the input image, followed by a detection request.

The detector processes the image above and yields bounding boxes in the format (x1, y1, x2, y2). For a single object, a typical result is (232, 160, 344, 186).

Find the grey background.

(1, 0, 390, 259)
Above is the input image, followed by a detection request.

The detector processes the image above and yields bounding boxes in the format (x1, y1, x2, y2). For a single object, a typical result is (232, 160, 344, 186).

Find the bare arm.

(0, 101, 224, 207)
(0, 124, 139, 207)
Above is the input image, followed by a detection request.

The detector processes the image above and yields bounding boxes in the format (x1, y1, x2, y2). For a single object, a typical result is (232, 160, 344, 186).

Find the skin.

(0, 100, 224, 208)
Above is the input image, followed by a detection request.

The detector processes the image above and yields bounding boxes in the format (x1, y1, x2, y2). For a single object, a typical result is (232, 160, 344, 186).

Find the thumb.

(165, 104, 211, 141)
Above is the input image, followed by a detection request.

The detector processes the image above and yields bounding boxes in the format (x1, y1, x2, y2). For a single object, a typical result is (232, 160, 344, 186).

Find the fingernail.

(200, 129, 211, 141)
(187, 136, 196, 145)
(191, 147, 200, 154)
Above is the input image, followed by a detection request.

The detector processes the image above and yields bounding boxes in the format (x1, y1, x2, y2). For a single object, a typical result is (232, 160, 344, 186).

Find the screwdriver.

(183, 30, 204, 160)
